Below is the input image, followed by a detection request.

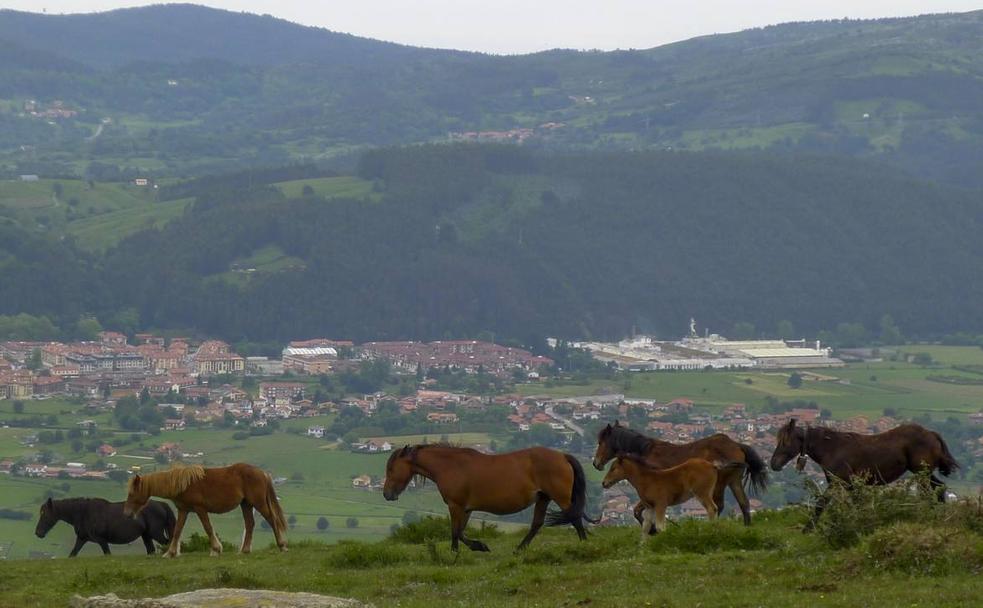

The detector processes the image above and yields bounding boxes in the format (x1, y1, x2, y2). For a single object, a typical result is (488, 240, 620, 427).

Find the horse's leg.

(240, 502, 255, 554)
(195, 509, 222, 556)
(68, 536, 86, 558)
(165, 509, 188, 558)
(654, 504, 668, 533)
(930, 475, 947, 503)
(252, 500, 287, 552)
(449, 504, 489, 552)
(98, 541, 111, 555)
(142, 532, 155, 555)
(516, 492, 549, 551)
(728, 475, 752, 526)
(699, 492, 718, 522)
(713, 479, 726, 517)
(634, 501, 656, 535)
(639, 508, 654, 544)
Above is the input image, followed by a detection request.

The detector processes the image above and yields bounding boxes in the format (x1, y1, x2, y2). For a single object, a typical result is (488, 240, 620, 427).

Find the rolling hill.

(0, 6, 982, 184)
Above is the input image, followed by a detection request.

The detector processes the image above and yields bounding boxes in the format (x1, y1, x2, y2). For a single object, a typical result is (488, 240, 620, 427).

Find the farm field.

(522, 355, 983, 420)
(0, 177, 192, 250)
(273, 176, 379, 201)
(0, 508, 981, 607)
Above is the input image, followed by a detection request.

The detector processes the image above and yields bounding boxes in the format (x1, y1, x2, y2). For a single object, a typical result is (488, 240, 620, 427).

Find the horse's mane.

(605, 425, 655, 456)
(132, 464, 206, 497)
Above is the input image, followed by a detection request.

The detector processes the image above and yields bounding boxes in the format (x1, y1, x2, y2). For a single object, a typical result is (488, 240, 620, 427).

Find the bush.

(647, 519, 784, 554)
(812, 472, 952, 548)
(858, 522, 983, 576)
(389, 516, 502, 544)
(0, 508, 30, 521)
(326, 541, 413, 569)
(180, 532, 237, 554)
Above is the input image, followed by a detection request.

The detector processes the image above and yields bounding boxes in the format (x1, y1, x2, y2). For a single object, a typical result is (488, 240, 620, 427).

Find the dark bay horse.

(602, 455, 737, 540)
(770, 419, 960, 526)
(593, 421, 767, 525)
(35, 497, 174, 557)
(123, 463, 287, 557)
(383, 444, 595, 551)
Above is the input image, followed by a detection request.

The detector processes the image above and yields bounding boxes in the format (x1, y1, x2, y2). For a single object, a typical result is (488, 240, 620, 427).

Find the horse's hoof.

(163, 553, 175, 559)
(209, 550, 221, 557)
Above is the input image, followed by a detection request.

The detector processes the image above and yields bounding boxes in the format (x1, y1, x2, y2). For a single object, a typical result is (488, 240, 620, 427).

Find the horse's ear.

(786, 418, 797, 430)
(399, 445, 410, 457)
(45, 497, 53, 508)
(132, 475, 141, 487)
(614, 420, 621, 427)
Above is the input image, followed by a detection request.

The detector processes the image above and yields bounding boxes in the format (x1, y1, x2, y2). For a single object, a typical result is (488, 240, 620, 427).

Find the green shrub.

(180, 532, 236, 554)
(859, 522, 983, 576)
(647, 519, 784, 554)
(389, 516, 502, 544)
(812, 472, 944, 548)
(517, 532, 635, 565)
(326, 541, 414, 569)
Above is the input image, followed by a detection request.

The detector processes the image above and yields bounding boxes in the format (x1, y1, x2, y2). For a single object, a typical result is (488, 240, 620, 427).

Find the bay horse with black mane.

(593, 421, 768, 526)
(35, 497, 175, 557)
(383, 444, 596, 552)
(771, 419, 960, 527)
(123, 463, 287, 557)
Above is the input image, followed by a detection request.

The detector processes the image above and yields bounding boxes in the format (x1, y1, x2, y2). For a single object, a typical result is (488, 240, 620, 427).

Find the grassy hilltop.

(1, 508, 981, 607)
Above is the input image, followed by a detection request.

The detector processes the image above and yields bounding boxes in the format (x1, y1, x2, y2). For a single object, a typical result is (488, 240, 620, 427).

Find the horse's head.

(35, 498, 58, 538)
(771, 419, 802, 471)
(592, 421, 620, 470)
(601, 455, 628, 489)
(383, 446, 415, 501)
(123, 474, 149, 517)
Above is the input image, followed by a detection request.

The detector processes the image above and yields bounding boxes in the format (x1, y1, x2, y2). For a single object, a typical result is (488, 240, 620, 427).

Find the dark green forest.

(3, 145, 982, 345)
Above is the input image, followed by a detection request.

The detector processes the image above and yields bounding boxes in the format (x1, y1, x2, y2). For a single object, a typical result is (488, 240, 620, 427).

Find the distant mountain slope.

(0, 4, 454, 68)
(1, 6, 983, 186)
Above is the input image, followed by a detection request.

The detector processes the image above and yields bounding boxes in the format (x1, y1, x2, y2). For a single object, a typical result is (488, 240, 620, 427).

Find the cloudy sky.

(6, 1, 983, 53)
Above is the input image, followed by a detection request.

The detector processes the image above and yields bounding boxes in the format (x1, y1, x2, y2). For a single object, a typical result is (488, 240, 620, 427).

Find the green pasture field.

(524, 354, 983, 419)
(0, 509, 980, 607)
(66, 196, 192, 251)
(273, 176, 379, 201)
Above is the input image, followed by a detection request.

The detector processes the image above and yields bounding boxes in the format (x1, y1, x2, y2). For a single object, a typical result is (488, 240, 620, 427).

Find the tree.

(26, 349, 42, 371)
(787, 373, 803, 389)
(878, 314, 903, 345)
(401, 511, 420, 525)
(75, 316, 103, 341)
(317, 516, 329, 531)
(345, 517, 359, 529)
(776, 320, 795, 339)
(52, 182, 63, 199)
(13, 401, 24, 414)
(287, 514, 297, 529)
(731, 322, 756, 340)
(302, 184, 315, 196)
(912, 352, 934, 366)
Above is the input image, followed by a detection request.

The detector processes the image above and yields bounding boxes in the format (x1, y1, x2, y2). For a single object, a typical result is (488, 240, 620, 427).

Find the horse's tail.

(933, 431, 960, 477)
(161, 502, 177, 544)
(264, 473, 288, 537)
(546, 454, 599, 526)
(738, 442, 768, 497)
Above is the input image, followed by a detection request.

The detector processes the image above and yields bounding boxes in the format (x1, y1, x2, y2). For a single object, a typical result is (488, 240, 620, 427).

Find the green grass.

(273, 176, 378, 201)
(66, 197, 192, 250)
(206, 244, 306, 286)
(1, 509, 981, 607)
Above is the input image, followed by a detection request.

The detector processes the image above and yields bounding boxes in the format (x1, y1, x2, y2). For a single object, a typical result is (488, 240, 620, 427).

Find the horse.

(770, 418, 960, 527)
(35, 497, 175, 557)
(123, 463, 287, 557)
(602, 454, 739, 540)
(383, 444, 595, 552)
(593, 421, 767, 526)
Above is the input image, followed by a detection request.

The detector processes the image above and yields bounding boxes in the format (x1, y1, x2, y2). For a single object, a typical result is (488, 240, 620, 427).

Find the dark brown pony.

(383, 444, 595, 551)
(771, 419, 960, 526)
(123, 463, 287, 557)
(593, 421, 767, 525)
(602, 455, 735, 540)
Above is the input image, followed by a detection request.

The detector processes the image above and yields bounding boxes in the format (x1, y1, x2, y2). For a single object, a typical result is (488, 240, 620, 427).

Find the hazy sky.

(7, 1, 983, 53)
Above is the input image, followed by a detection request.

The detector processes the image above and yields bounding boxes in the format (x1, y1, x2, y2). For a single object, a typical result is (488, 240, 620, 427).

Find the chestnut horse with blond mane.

(123, 463, 287, 557)
(383, 444, 595, 552)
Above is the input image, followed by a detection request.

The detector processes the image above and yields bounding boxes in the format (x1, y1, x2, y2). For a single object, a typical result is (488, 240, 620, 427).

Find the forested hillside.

(3, 146, 982, 345)
(1, 6, 982, 184)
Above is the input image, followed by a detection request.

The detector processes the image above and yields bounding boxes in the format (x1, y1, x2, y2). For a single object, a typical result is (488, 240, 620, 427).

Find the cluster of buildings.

(447, 122, 565, 145)
(570, 321, 843, 371)
(23, 99, 78, 120)
(361, 340, 552, 376)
